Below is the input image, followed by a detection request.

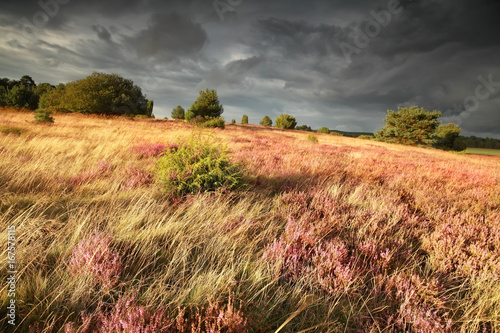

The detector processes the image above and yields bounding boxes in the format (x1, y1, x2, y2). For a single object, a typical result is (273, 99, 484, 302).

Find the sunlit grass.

(0, 108, 499, 332)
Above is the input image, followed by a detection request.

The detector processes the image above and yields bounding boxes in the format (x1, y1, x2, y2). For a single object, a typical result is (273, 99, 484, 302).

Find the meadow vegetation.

(0, 108, 499, 332)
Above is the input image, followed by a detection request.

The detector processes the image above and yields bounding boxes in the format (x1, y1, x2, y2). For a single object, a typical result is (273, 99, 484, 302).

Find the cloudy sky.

(1, 0, 499, 137)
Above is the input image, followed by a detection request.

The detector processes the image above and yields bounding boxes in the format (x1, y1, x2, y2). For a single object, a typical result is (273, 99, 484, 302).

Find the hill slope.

(1, 109, 499, 332)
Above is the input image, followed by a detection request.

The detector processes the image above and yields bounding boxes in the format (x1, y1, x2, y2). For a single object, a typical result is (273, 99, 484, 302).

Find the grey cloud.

(130, 12, 208, 61)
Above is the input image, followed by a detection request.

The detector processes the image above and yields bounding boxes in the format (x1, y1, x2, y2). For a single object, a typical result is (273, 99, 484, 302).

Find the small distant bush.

(155, 134, 243, 196)
(200, 117, 225, 129)
(296, 125, 312, 132)
(34, 109, 54, 123)
(231, 119, 236, 124)
(358, 135, 374, 140)
(241, 114, 248, 124)
(190, 115, 206, 125)
(259, 115, 272, 127)
(330, 131, 343, 136)
(0, 125, 26, 136)
(307, 134, 318, 143)
(275, 114, 297, 129)
(318, 127, 330, 134)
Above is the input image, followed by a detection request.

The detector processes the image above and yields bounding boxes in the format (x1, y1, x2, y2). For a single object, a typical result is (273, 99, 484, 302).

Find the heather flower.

(68, 230, 123, 288)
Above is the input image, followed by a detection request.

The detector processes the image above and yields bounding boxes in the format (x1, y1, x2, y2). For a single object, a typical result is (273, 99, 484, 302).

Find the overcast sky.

(1, 0, 499, 137)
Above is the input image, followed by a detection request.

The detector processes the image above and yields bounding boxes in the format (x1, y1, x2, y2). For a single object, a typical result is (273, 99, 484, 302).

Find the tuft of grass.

(0, 125, 26, 136)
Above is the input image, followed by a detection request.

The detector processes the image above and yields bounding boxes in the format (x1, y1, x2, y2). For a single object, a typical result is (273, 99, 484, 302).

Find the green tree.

(171, 105, 185, 119)
(318, 127, 330, 134)
(146, 100, 154, 118)
(375, 106, 441, 146)
(275, 114, 297, 130)
(434, 123, 463, 151)
(241, 114, 249, 124)
(42, 72, 151, 116)
(189, 89, 223, 119)
(39, 84, 68, 112)
(5, 84, 39, 109)
(259, 115, 272, 127)
(0, 86, 6, 107)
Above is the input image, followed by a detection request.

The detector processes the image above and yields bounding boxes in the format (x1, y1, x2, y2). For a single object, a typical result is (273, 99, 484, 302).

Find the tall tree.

(375, 106, 441, 146)
(188, 89, 223, 119)
(171, 105, 185, 119)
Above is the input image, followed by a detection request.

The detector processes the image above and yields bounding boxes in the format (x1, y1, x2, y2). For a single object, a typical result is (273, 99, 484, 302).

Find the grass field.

(466, 148, 500, 156)
(0, 109, 499, 332)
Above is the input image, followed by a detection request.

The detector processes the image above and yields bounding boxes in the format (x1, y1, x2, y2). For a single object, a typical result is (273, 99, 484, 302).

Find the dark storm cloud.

(129, 12, 208, 61)
(0, 0, 499, 137)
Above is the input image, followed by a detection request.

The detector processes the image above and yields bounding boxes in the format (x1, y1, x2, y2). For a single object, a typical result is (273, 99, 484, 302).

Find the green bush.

(199, 117, 225, 129)
(188, 89, 224, 119)
(275, 114, 297, 130)
(296, 125, 312, 132)
(34, 109, 54, 123)
(241, 114, 249, 124)
(307, 134, 318, 143)
(0, 125, 26, 136)
(155, 134, 243, 196)
(318, 127, 330, 134)
(259, 116, 272, 127)
(358, 135, 374, 140)
(231, 119, 236, 124)
(330, 131, 343, 136)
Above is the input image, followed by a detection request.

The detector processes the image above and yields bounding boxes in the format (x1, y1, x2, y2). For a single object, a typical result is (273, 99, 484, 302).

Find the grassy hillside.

(0, 109, 499, 332)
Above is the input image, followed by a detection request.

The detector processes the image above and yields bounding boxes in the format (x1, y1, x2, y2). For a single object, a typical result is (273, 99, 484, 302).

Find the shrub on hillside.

(318, 127, 330, 134)
(231, 119, 236, 124)
(171, 105, 185, 119)
(330, 131, 343, 136)
(155, 134, 242, 196)
(358, 135, 374, 140)
(275, 114, 297, 129)
(241, 114, 248, 124)
(259, 115, 272, 127)
(308, 134, 318, 143)
(200, 117, 225, 129)
(34, 109, 54, 123)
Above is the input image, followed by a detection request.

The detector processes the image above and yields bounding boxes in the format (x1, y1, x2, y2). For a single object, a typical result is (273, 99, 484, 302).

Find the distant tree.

(171, 105, 185, 119)
(39, 84, 68, 112)
(146, 100, 154, 118)
(20, 75, 36, 90)
(375, 106, 441, 147)
(34, 83, 54, 97)
(185, 110, 195, 121)
(5, 84, 39, 110)
(0, 86, 6, 107)
(42, 72, 151, 116)
(296, 125, 312, 132)
(241, 114, 249, 124)
(275, 114, 297, 130)
(318, 127, 330, 134)
(189, 89, 223, 119)
(231, 119, 236, 124)
(434, 123, 463, 151)
(259, 115, 272, 127)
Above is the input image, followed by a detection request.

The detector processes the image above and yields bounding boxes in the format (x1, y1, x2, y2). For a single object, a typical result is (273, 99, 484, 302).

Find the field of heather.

(0, 109, 499, 332)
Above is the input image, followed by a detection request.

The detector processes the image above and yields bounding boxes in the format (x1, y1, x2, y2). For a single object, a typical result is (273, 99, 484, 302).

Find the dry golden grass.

(0, 108, 499, 332)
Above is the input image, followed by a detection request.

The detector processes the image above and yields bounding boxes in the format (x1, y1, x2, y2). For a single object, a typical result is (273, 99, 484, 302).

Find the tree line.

(0, 73, 153, 117)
